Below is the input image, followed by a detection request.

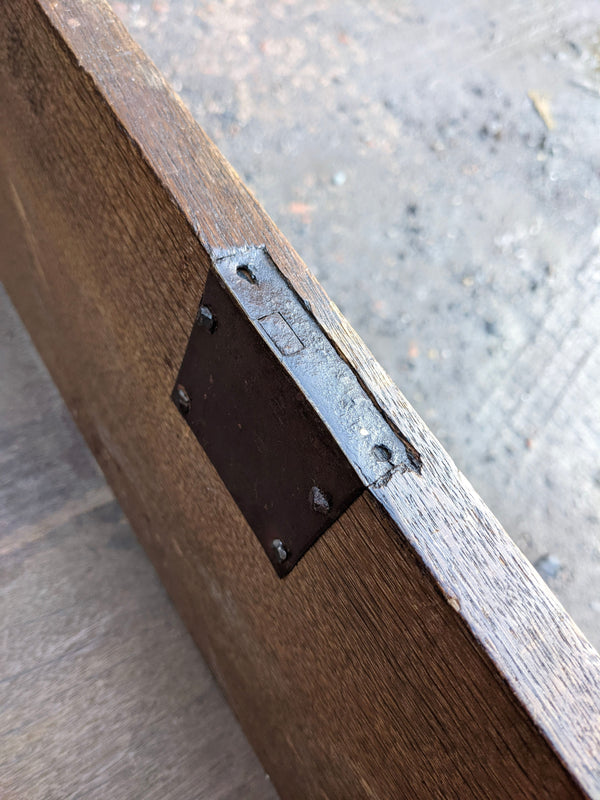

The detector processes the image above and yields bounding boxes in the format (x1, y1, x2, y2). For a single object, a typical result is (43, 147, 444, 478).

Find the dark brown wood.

(1, 1, 600, 798)
(0, 287, 277, 800)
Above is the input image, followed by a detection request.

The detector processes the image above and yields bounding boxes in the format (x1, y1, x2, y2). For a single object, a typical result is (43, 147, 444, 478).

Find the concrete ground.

(108, 0, 600, 648)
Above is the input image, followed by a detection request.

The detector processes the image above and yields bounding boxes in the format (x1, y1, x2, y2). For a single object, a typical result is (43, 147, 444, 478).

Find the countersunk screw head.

(175, 384, 191, 415)
(309, 486, 331, 515)
(197, 304, 216, 332)
(271, 538, 289, 563)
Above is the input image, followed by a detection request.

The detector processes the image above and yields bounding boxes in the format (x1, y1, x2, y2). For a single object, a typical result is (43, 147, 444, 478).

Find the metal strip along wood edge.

(172, 246, 420, 575)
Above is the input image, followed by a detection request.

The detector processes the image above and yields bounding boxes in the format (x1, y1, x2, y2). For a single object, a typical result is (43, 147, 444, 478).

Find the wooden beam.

(1, 1, 599, 797)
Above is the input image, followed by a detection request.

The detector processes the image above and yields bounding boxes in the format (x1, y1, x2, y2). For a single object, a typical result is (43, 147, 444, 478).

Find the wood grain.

(1, 0, 599, 797)
(0, 287, 277, 800)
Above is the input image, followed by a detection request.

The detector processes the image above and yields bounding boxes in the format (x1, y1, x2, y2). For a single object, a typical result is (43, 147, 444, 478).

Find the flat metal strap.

(173, 247, 415, 576)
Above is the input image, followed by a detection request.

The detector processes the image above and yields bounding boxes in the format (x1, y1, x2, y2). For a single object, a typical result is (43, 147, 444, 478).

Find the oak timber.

(1, 1, 599, 798)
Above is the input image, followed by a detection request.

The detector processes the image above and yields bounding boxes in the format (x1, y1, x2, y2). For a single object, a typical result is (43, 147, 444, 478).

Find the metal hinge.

(172, 247, 419, 576)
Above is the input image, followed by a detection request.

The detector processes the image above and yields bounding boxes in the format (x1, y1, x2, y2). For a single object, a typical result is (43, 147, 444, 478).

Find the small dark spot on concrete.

(95, 500, 123, 525)
(535, 553, 562, 582)
(108, 529, 136, 550)
(483, 319, 497, 335)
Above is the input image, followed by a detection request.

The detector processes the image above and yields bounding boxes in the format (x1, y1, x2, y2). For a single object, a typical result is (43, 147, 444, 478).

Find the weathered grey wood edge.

(26, 1, 600, 795)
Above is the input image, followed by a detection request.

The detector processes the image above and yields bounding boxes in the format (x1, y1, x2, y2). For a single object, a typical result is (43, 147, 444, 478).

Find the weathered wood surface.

(1, 1, 600, 798)
(0, 287, 277, 799)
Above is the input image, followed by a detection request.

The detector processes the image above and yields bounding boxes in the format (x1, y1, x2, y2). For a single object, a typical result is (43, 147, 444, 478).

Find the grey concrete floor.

(108, 0, 600, 648)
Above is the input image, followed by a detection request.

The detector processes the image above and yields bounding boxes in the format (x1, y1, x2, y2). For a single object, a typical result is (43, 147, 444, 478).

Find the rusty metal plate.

(172, 248, 414, 576)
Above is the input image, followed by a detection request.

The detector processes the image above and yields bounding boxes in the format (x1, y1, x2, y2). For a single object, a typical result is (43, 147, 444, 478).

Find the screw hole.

(372, 444, 392, 463)
(236, 264, 258, 284)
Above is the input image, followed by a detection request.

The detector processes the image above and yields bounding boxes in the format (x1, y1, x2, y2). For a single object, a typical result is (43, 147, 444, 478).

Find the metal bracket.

(172, 247, 418, 576)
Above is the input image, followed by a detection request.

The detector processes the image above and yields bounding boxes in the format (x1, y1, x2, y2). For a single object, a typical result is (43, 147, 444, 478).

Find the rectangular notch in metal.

(172, 247, 415, 576)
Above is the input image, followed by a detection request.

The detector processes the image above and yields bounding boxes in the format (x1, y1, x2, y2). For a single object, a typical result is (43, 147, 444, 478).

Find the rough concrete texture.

(110, 1, 600, 647)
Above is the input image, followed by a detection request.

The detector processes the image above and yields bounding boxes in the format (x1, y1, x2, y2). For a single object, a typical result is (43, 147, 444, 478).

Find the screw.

(236, 264, 258, 284)
(271, 538, 289, 563)
(309, 486, 331, 515)
(372, 444, 392, 462)
(196, 304, 216, 332)
(175, 384, 191, 415)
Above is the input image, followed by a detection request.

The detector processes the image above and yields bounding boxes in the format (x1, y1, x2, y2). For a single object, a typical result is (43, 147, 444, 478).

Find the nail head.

(309, 486, 331, 515)
(272, 538, 289, 563)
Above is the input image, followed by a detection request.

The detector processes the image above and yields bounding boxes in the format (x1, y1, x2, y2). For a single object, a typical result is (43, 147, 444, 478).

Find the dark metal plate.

(173, 248, 414, 576)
